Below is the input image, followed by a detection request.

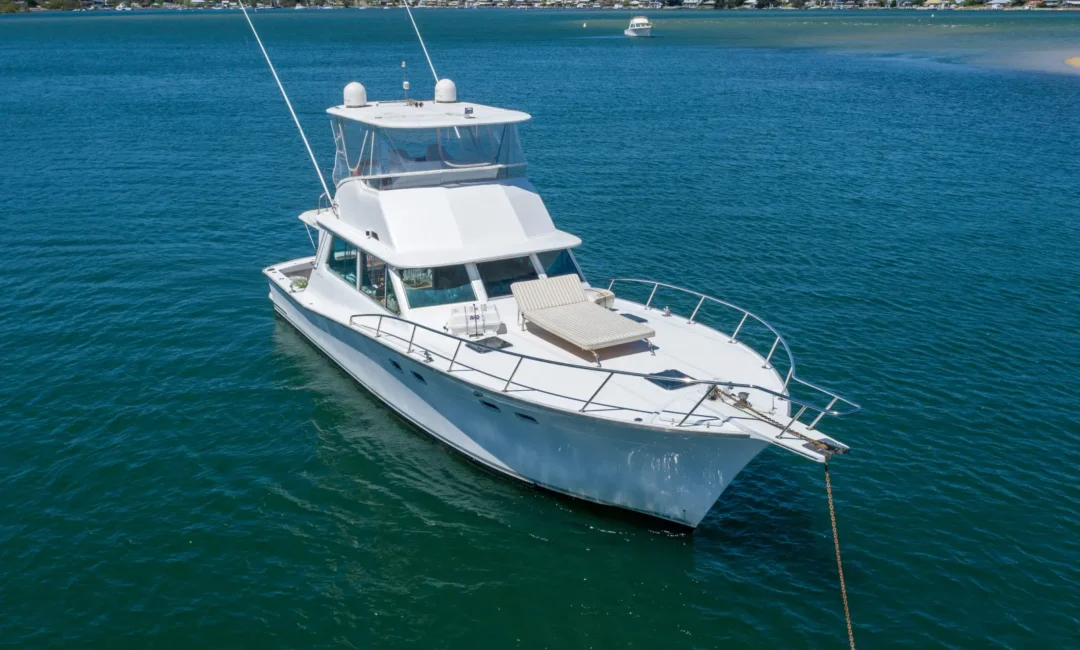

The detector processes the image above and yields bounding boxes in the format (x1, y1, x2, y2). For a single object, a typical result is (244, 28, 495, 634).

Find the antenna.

(236, 0, 337, 217)
(402, 0, 439, 84)
(402, 61, 410, 102)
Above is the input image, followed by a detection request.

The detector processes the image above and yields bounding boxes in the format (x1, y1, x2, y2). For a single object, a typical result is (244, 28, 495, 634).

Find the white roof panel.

(314, 213, 580, 268)
(327, 101, 531, 129)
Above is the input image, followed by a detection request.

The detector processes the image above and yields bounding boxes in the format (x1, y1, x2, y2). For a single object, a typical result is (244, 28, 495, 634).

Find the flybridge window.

(331, 118, 527, 189)
(399, 265, 477, 309)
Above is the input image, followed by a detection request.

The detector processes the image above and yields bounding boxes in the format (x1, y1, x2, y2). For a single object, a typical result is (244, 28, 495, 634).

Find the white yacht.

(624, 15, 653, 38)
(263, 79, 859, 528)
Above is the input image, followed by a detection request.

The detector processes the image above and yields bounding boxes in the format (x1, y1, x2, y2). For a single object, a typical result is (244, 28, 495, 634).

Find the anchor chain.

(825, 461, 856, 650)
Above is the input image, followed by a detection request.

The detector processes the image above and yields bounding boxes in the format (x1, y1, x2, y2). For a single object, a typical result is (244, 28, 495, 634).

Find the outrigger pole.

(237, 0, 337, 218)
(402, 0, 440, 84)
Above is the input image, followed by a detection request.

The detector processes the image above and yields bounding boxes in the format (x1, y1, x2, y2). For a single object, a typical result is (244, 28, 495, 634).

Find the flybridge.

(330, 81, 530, 190)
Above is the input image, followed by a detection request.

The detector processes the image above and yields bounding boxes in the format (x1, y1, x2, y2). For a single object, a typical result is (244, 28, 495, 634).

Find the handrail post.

(503, 357, 523, 392)
(407, 324, 416, 354)
(783, 367, 793, 392)
(687, 296, 705, 324)
(448, 340, 462, 372)
(644, 282, 659, 310)
(729, 312, 748, 343)
(807, 397, 839, 430)
(607, 278, 615, 291)
(679, 383, 715, 426)
(763, 336, 780, 368)
(375, 316, 382, 338)
(778, 405, 808, 438)
(580, 371, 615, 413)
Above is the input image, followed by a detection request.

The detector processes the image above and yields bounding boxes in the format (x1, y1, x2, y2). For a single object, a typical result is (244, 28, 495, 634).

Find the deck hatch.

(621, 313, 649, 323)
(466, 336, 512, 354)
(645, 369, 695, 391)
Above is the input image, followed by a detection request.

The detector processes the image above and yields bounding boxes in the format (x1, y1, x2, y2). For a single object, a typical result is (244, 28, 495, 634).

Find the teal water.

(2, 9, 1079, 649)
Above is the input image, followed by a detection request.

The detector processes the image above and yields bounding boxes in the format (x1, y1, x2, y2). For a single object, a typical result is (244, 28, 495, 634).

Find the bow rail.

(347, 278, 859, 437)
(604, 278, 860, 426)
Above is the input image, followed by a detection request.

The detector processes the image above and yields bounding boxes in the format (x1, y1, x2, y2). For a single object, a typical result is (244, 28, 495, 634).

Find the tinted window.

(536, 249, 580, 280)
(359, 251, 400, 314)
(476, 256, 538, 298)
(327, 236, 358, 287)
(400, 265, 477, 309)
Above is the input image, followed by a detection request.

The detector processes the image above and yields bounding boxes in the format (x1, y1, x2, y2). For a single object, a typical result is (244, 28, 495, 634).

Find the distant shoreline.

(5, 2, 1080, 14)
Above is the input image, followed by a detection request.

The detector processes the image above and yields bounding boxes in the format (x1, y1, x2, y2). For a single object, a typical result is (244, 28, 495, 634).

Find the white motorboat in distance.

(264, 79, 859, 528)
(625, 16, 653, 38)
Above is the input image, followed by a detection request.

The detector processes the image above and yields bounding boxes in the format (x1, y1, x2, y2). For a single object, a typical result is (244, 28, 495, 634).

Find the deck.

(265, 259, 853, 462)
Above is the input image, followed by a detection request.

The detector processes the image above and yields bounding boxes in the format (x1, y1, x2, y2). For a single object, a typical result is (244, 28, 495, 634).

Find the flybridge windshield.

(331, 118, 527, 189)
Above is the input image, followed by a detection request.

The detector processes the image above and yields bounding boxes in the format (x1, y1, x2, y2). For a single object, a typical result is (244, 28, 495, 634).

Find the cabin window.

(327, 236, 359, 287)
(399, 265, 477, 309)
(359, 251, 400, 314)
(536, 249, 581, 280)
(476, 256, 539, 299)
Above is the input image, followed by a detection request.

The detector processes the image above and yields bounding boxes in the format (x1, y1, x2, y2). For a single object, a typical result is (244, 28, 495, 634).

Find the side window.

(327, 236, 358, 287)
(360, 251, 386, 303)
(536, 249, 581, 280)
(476, 256, 539, 298)
(360, 251, 400, 314)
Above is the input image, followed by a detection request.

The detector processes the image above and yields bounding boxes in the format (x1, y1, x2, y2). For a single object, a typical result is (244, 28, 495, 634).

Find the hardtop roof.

(327, 101, 531, 129)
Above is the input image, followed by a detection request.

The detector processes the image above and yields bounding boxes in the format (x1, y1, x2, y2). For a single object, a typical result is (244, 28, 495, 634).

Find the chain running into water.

(825, 462, 856, 650)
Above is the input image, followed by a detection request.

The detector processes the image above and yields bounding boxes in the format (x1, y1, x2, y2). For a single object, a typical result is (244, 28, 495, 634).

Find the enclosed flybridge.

(263, 78, 859, 528)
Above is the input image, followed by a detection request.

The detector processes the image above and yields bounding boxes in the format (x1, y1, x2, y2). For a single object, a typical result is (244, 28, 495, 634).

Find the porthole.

(412, 371, 426, 384)
(389, 359, 403, 373)
(480, 400, 501, 413)
(515, 413, 538, 424)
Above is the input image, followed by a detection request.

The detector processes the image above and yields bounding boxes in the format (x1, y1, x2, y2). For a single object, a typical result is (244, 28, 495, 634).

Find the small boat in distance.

(625, 16, 653, 38)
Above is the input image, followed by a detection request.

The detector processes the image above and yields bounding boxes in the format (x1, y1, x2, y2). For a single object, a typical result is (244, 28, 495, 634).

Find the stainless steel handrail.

(604, 278, 860, 422)
(348, 300, 859, 432)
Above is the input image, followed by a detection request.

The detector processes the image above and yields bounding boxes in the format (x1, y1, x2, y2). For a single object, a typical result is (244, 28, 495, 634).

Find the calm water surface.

(1, 10, 1079, 649)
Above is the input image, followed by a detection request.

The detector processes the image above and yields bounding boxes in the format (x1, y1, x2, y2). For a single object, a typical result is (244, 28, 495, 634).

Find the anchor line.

(825, 462, 856, 650)
(237, 0, 336, 229)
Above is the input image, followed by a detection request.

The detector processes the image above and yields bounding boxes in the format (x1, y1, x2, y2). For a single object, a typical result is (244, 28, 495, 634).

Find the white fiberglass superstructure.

(262, 76, 860, 528)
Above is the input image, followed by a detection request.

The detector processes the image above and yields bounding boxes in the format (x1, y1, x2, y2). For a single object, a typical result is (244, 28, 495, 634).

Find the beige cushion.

(525, 302, 656, 351)
(511, 275, 655, 352)
(511, 274, 588, 313)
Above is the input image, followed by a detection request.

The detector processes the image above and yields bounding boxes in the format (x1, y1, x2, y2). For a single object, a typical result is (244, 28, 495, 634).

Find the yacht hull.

(270, 284, 767, 528)
(624, 27, 652, 38)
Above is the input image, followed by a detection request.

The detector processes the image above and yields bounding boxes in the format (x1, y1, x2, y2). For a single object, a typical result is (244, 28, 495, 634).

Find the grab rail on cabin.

(603, 278, 861, 425)
(346, 310, 858, 437)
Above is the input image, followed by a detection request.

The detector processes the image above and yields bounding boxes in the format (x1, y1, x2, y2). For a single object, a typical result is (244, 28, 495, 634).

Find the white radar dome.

(434, 78, 458, 104)
(343, 82, 367, 108)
